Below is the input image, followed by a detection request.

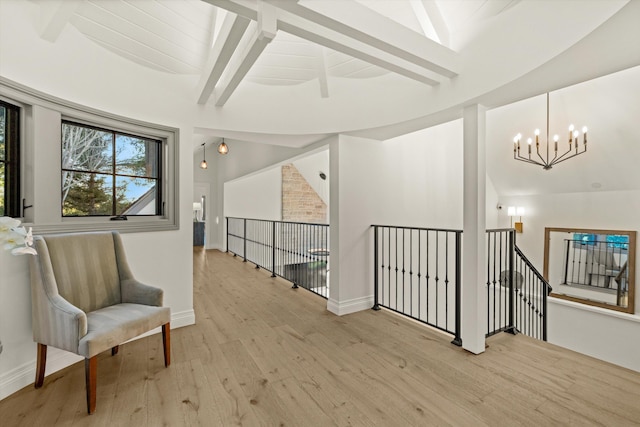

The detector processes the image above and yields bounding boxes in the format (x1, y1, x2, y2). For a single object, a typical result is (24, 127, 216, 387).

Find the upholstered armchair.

(29, 231, 171, 414)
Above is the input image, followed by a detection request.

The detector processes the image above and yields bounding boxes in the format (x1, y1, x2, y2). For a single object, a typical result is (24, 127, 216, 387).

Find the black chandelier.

(513, 93, 588, 170)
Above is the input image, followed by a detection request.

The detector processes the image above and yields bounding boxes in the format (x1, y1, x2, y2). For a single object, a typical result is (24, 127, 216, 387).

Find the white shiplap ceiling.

(33, 0, 513, 89)
(69, 0, 216, 74)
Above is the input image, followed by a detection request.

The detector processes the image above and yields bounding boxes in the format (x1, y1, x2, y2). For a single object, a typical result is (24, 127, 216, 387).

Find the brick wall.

(282, 164, 327, 223)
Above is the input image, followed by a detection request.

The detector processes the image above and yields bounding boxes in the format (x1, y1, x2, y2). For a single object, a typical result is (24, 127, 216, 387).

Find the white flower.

(0, 216, 20, 233)
(0, 216, 36, 256)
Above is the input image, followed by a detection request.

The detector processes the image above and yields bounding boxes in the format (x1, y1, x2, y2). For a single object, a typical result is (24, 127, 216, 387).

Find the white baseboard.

(205, 243, 224, 251)
(0, 309, 195, 401)
(327, 295, 374, 316)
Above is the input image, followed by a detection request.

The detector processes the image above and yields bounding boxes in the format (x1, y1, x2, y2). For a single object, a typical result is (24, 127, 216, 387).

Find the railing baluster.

(453, 231, 462, 346)
(508, 230, 515, 334)
(484, 229, 550, 341)
(243, 219, 247, 262)
(369, 224, 463, 342)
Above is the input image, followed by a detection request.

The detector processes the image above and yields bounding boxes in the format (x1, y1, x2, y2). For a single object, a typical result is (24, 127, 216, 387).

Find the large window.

(0, 100, 20, 217)
(62, 121, 162, 217)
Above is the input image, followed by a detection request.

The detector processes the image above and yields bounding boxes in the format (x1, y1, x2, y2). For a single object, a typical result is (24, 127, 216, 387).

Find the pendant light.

(217, 138, 229, 155)
(199, 143, 208, 169)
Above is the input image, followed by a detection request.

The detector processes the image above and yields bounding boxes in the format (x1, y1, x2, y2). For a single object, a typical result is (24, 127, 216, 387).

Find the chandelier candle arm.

(512, 92, 588, 170)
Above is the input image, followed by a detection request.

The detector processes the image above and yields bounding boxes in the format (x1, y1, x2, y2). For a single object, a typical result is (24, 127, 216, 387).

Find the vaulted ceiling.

(26, 0, 640, 187)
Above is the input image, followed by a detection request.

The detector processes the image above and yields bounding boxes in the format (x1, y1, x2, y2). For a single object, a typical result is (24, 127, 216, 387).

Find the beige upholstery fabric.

(45, 233, 121, 313)
(29, 231, 170, 358)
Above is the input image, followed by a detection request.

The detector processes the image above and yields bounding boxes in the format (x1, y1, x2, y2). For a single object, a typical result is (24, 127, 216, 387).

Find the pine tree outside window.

(61, 121, 162, 217)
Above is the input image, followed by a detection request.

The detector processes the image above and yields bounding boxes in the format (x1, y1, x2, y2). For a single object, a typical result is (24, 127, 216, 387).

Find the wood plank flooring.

(2, 248, 640, 426)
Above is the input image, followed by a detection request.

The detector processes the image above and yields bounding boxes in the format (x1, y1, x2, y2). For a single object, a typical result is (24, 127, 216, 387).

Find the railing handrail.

(227, 216, 329, 227)
(486, 228, 516, 233)
(372, 224, 463, 234)
(514, 245, 553, 294)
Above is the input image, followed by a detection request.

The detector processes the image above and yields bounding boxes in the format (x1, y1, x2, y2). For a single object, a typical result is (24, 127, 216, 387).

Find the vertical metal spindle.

(445, 232, 449, 331)
(452, 231, 462, 346)
(542, 277, 548, 341)
(487, 231, 491, 335)
(435, 231, 439, 327)
(243, 219, 247, 262)
(271, 221, 277, 277)
(417, 230, 421, 321)
(410, 229, 413, 317)
(292, 223, 299, 289)
(492, 232, 497, 334)
(402, 228, 406, 313)
(508, 230, 515, 334)
(373, 226, 380, 310)
(395, 227, 399, 310)
(426, 230, 430, 322)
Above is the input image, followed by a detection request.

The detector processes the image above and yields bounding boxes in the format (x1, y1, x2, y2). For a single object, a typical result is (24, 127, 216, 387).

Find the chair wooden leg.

(85, 356, 97, 415)
(111, 345, 119, 356)
(35, 343, 47, 388)
(162, 322, 171, 367)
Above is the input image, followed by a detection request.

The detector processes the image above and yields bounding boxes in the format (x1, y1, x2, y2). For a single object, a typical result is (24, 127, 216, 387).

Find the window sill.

(28, 218, 179, 235)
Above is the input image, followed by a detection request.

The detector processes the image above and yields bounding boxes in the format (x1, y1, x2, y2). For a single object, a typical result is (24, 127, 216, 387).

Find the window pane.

(0, 162, 4, 216)
(0, 105, 5, 161)
(62, 122, 113, 173)
(62, 172, 113, 216)
(115, 134, 159, 178)
(116, 176, 157, 215)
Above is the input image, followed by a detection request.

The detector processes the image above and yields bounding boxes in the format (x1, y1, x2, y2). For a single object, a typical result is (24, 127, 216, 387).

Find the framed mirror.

(544, 227, 636, 314)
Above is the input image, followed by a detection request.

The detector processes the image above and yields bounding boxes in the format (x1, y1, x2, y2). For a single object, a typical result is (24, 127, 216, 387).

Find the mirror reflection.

(544, 227, 636, 313)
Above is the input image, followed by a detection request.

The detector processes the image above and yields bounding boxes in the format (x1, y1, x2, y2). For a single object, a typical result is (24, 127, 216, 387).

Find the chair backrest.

(40, 232, 122, 313)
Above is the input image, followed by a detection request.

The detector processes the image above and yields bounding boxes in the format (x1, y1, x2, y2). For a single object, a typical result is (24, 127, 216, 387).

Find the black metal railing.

(227, 217, 329, 298)
(372, 225, 462, 346)
(486, 229, 551, 341)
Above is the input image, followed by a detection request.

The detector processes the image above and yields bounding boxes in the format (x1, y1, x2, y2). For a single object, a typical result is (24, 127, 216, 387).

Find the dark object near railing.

(227, 217, 329, 299)
(372, 225, 462, 346)
(486, 229, 551, 341)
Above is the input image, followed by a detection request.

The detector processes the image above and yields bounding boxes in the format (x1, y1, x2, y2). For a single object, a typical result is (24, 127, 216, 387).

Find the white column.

(461, 104, 487, 354)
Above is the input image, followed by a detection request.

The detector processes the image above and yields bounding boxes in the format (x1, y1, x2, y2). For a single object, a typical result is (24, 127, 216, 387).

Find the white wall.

(376, 120, 464, 229)
(0, 1, 195, 399)
(224, 168, 282, 221)
(500, 189, 640, 371)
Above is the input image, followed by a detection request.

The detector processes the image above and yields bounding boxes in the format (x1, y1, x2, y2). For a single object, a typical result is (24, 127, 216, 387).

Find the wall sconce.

(218, 138, 229, 155)
(508, 206, 525, 233)
(199, 143, 208, 169)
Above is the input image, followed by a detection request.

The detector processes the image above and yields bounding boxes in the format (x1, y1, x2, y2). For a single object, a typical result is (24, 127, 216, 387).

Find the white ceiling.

(26, 0, 639, 190)
(41, 0, 513, 89)
(68, 0, 215, 74)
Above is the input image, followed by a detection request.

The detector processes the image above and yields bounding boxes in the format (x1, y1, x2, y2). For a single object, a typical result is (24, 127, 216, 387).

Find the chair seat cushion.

(79, 303, 171, 358)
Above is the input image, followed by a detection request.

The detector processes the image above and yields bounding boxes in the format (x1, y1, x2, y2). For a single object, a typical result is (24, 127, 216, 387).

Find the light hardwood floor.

(2, 248, 640, 426)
